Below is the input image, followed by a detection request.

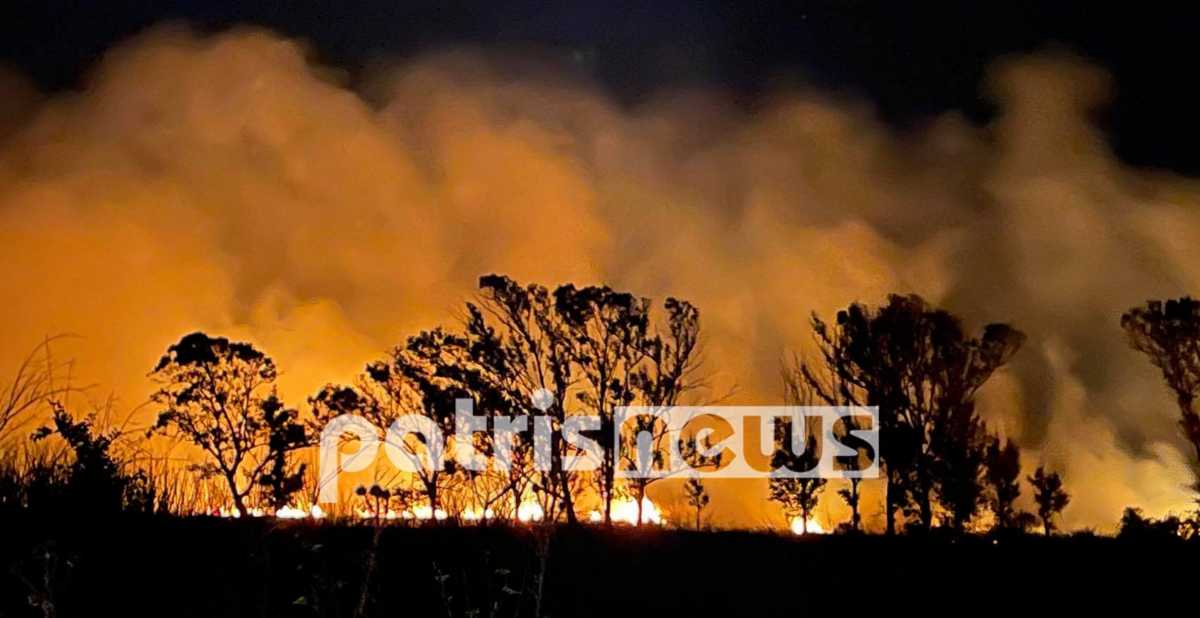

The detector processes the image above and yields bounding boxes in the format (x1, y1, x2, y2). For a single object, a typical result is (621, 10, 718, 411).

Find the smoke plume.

(1, 26, 1196, 529)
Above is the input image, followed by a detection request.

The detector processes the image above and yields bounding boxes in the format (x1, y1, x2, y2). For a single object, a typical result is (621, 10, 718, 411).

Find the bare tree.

(1122, 297, 1200, 502)
(1028, 465, 1069, 535)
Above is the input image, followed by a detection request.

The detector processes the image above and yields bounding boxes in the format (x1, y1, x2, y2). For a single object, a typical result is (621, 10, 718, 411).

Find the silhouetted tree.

(1121, 297, 1200, 503)
(1028, 465, 1069, 535)
(554, 283, 653, 525)
(415, 320, 560, 522)
(368, 330, 473, 516)
(149, 332, 307, 516)
(309, 384, 372, 429)
(800, 295, 1024, 533)
(1118, 507, 1184, 541)
(256, 394, 309, 510)
(465, 275, 586, 523)
(308, 383, 373, 505)
(32, 401, 152, 513)
(836, 480, 863, 533)
(388, 276, 710, 525)
(784, 357, 869, 532)
(769, 429, 827, 534)
(683, 476, 709, 530)
(311, 345, 465, 518)
(930, 403, 989, 532)
(833, 416, 873, 533)
(984, 437, 1025, 531)
(618, 297, 707, 525)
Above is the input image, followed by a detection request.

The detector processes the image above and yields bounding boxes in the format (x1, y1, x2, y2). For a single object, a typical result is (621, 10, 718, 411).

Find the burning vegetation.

(5, 272, 1200, 542)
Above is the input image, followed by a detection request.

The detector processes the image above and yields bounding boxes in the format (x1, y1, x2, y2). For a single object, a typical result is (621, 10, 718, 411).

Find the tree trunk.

(552, 431, 577, 524)
(557, 469, 577, 524)
(603, 440, 614, 526)
(850, 479, 861, 531)
(511, 485, 522, 522)
(600, 411, 616, 526)
(918, 490, 933, 532)
(226, 470, 248, 517)
(426, 478, 439, 520)
(885, 473, 897, 535)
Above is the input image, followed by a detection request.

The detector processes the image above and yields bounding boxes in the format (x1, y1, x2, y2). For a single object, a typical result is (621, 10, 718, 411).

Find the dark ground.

(1, 513, 1193, 617)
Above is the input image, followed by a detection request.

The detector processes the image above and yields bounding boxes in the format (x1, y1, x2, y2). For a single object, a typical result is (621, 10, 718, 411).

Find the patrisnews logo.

(615, 406, 879, 479)
(317, 403, 879, 503)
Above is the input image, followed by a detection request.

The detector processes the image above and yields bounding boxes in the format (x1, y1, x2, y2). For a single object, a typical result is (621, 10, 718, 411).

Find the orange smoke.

(1, 26, 1198, 532)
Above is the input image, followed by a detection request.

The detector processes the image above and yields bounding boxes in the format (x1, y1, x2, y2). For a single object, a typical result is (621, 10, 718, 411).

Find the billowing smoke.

(1, 26, 1195, 530)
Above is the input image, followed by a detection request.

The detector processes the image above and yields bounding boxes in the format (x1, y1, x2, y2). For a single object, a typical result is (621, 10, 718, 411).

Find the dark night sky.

(2, 1, 1198, 173)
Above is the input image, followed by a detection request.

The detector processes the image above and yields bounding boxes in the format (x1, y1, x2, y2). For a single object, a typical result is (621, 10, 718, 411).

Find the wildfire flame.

(357, 505, 448, 521)
(461, 507, 496, 521)
(790, 516, 825, 535)
(210, 497, 671, 526)
(212, 506, 326, 520)
(516, 500, 545, 522)
(276, 505, 325, 520)
(589, 497, 666, 526)
(215, 505, 325, 519)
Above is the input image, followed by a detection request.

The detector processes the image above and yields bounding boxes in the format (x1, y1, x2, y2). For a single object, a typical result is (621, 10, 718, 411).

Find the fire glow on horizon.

(4, 25, 1200, 533)
(790, 517, 826, 535)
(213, 497, 669, 526)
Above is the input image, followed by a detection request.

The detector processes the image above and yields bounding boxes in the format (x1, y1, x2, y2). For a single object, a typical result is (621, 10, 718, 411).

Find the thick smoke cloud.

(0, 26, 1195, 529)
